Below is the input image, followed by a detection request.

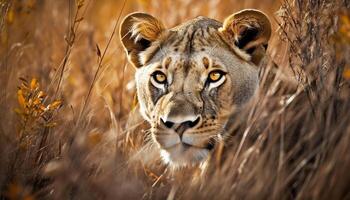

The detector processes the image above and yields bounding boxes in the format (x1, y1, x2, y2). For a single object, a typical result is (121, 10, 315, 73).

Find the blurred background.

(0, 0, 283, 126)
(0, 0, 350, 199)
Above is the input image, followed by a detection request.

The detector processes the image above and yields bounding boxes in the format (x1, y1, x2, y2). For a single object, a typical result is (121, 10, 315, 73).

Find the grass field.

(1, 0, 350, 199)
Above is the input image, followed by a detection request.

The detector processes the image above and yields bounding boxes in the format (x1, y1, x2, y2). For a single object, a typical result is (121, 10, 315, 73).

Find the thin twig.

(76, 0, 127, 126)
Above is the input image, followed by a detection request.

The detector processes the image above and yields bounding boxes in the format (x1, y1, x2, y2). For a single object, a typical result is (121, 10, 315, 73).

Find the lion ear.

(219, 9, 271, 65)
(120, 12, 165, 68)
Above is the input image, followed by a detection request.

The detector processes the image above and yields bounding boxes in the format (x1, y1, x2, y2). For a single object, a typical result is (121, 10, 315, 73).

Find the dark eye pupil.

(157, 75, 165, 82)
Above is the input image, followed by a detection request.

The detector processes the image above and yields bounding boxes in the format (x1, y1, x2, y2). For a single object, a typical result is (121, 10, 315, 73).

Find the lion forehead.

(139, 17, 251, 66)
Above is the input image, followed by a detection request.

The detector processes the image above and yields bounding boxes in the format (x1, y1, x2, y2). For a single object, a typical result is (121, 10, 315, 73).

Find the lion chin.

(159, 144, 211, 167)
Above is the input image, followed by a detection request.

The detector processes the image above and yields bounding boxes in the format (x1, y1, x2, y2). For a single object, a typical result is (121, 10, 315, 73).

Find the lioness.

(120, 9, 271, 167)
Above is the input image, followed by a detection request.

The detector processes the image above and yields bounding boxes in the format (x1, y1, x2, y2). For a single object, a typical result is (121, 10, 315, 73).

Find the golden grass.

(0, 0, 350, 199)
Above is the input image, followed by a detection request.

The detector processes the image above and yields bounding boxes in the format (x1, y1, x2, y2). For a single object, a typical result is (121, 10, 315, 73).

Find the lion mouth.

(154, 131, 218, 149)
(156, 137, 217, 166)
(205, 138, 216, 150)
(181, 139, 216, 151)
(164, 141, 212, 150)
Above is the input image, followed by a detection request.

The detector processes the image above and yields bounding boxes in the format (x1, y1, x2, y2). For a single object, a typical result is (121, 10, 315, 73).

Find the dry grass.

(0, 0, 350, 199)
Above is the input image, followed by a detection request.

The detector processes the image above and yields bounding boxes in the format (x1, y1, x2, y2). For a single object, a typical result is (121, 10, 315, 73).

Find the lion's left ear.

(219, 9, 271, 65)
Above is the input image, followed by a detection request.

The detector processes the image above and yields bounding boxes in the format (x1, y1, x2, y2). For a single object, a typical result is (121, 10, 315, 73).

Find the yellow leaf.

(33, 98, 41, 105)
(77, 0, 84, 8)
(28, 99, 33, 107)
(23, 194, 35, 200)
(26, 0, 36, 9)
(343, 69, 350, 79)
(21, 83, 29, 90)
(5, 183, 21, 199)
(37, 91, 45, 99)
(132, 93, 138, 109)
(17, 89, 26, 108)
(88, 132, 102, 147)
(48, 100, 62, 110)
(339, 14, 350, 42)
(30, 78, 39, 90)
(7, 9, 14, 24)
(340, 15, 350, 26)
(39, 105, 47, 111)
(1, 30, 8, 45)
(45, 122, 58, 127)
(14, 108, 22, 115)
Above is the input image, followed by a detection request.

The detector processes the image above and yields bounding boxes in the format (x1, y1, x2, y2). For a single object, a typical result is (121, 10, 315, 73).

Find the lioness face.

(120, 10, 271, 166)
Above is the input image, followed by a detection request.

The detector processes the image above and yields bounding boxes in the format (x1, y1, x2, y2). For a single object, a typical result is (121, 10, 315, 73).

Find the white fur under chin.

(160, 145, 210, 168)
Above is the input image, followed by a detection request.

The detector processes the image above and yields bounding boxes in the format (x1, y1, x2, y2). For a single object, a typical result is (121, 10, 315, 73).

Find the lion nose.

(160, 116, 201, 137)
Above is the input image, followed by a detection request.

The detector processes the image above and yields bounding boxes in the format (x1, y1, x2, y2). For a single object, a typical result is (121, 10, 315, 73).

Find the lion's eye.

(206, 70, 226, 90)
(208, 70, 225, 83)
(153, 71, 166, 84)
(152, 71, 167, 84)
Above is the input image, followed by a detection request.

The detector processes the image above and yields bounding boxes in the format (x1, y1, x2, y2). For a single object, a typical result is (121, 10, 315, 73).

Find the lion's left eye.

(151, 71, 167, 90)
(206, 70, 226, 90)
(152, 71, 167, 84)
(207, 70, 225, 83)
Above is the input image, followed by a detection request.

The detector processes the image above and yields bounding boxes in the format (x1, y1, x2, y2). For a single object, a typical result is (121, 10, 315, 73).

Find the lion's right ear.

(120, 12, 165, 68)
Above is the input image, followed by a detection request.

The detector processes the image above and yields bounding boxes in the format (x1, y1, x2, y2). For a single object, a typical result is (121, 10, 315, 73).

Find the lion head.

(120, 9, 271, 166)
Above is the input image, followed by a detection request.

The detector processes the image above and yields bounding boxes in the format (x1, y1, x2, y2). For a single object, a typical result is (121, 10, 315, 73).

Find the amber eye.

(152, 71, 167, 84)
(208, 70, 225, 83)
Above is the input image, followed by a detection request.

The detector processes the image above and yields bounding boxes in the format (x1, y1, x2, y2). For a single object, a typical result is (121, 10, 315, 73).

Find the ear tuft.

(219, 9, 271, 65)
(129, 15, 165, 43)
(120, 13, 165, 68)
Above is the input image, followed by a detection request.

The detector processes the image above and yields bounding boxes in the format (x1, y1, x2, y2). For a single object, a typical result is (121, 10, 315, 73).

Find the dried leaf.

(343, 69, 350, 79)
(96, 44, 101, 57)
(19, 77, 28, 84)
(23, 195, 35, 200)
(17, 89, 26, 108)
(75, 17, 84, 23)
(339, 14, 350, 42)
(77, 0, 84, 9)
(40, 105, 47, 111)
(33, 98, 41, 105)
(14, 108, 22, 115)
(44, 161, 63, 176)
(7, 9, 14, 24)
(45, 122, 58, 127)
(30, 78, 39, 90)
(26, 0, 36, 9)
(48, 100, 62, 110)
(37, 91, 45, 99)
(132, 93, 138, 109)
(88, 132, 102, 147)
(5, 183, 22, 199)
(21, 83, 29, 89)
